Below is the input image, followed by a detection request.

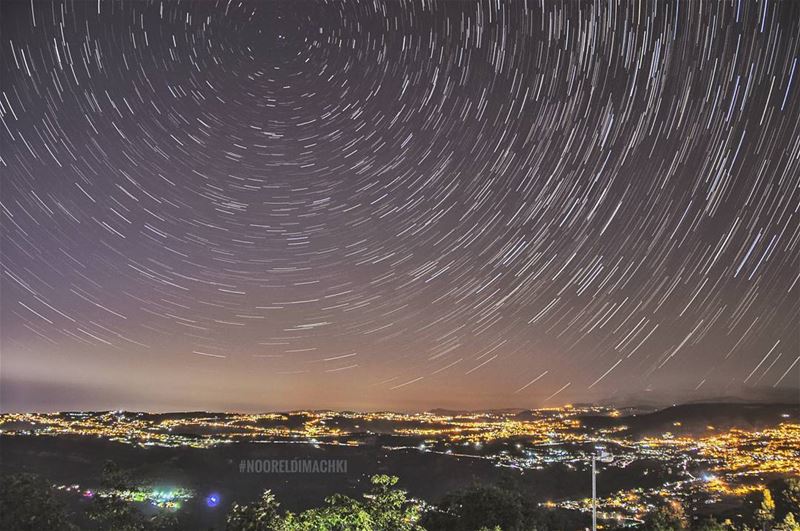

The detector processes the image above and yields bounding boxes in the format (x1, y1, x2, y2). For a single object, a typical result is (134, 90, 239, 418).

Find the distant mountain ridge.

(30, 398, 798, 421)
(578, 401, 799, 438)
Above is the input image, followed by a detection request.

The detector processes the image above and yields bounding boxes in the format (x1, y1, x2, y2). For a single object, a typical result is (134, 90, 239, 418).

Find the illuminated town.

(2, 404, 798, 526)
(3, 0, 800, 529)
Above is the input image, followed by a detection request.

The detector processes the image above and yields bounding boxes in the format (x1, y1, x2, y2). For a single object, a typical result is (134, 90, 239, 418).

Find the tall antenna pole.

(592, 454, 597, 531)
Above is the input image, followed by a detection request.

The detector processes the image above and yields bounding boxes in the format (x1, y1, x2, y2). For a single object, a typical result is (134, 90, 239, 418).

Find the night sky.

(1, 0, 798, 413)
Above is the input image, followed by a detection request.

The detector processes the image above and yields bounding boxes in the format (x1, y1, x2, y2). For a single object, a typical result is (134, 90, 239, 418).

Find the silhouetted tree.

(755, 489, 776, 531)
(226, 490, 286, 531)
(0, 473, 76, 531)
(86, 461, 183, 531)
(420, 484, 527, 531)
(420, 483, 585, 531)
(363, 474, 424, 531)
(770, 478, 800, 523)
(225, 475, 423, 531)
(641, 500, 688, 531)
(87, 461, 148, 530)
(693, 517, 733, 530)
(772, 512, 799, 531)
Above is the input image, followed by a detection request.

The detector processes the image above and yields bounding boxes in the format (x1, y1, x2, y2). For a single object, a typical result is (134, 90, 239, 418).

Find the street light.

(591, 449, 613, 531)
(592, 454, 597, 531)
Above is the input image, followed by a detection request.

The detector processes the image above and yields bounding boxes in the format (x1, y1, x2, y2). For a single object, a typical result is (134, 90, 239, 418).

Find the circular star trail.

(1, 0, 798, 411)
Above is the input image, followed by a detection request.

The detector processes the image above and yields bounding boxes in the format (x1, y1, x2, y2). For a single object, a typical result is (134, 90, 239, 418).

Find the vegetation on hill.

(1, 463, 798, 530)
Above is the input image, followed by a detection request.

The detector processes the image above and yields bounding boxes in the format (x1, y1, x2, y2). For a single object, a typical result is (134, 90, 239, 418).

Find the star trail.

(1, 0, 798, 412)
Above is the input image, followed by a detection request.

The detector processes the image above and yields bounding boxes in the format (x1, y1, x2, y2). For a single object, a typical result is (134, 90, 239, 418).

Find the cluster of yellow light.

(0, 406, 600, 447)
(703, 477, 764, 497)
(698, 423, 800, 475)
(0, 411, 349, 448)
(547, 488, 650, 522)
(0, 412, 196, 446)
(385, 405, 599, 443)
(393, 417, 583, 443)
(638, 422, 800, 477)
(4, 407, 796, 527)
(2, 411, 798, 477)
